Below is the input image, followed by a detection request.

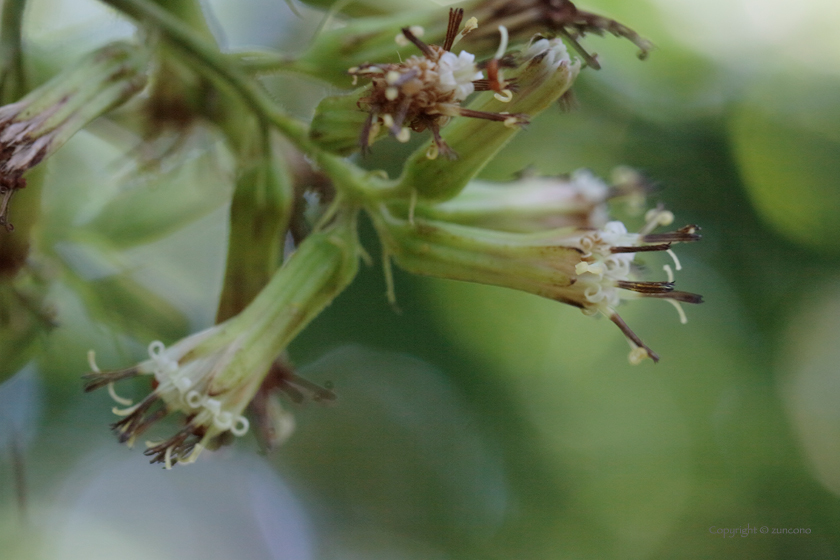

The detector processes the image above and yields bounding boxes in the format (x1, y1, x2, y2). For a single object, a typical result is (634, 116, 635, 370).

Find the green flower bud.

(0, 42, 148, 230)
(83, 214, 361, 468)
(309, 86, 385, 155)
(409, 169, 645, 233)
(397, 36, 579, 202)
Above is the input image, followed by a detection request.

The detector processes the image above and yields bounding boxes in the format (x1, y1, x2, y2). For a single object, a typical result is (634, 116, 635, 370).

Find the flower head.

(397, 34, 580, 202)
(468, 0, 654, 70)
(84, 329, 258, 469)
(350, 8, 527, 158)
(84, 218, 361, 468)
(567, 209, 702, 363)
(372, 189, 701, 363)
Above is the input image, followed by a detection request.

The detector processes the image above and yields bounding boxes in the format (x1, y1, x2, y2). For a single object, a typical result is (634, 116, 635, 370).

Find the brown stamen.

(401, 27, 436, 59)
(610, 312, 659, 363)
(82, 366, 142, 392)
(111, 393, 162, 443)
(611, 243, 671, 254)
(443, 8, 465, 52)
(144, 424, 203, 466)
(643, 225, 701, 243)
(428, 121, 458, 160)
(457, 108, 529, 125)
(616, 280, 674, 294)
(557, 27, 600, 69)
(644, 291, 704, 304)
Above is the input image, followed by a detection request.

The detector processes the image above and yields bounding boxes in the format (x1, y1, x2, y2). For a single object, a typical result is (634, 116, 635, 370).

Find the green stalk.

(198, 211, 361, 394)
(0, 0, 27, 103)
(99, 0, 396, 204)
(215, 128, 295, 322)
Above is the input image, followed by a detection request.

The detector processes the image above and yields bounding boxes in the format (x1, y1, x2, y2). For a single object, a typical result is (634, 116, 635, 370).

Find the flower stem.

(0, 0, 27, 103)
(100, 0, 399, 204)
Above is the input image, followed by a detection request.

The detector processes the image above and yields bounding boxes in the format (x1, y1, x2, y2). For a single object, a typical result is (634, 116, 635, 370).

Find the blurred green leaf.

(729, 73, 840, 252)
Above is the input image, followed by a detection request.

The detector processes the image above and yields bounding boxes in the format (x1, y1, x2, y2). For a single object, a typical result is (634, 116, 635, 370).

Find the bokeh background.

(1, 0, 840, 558)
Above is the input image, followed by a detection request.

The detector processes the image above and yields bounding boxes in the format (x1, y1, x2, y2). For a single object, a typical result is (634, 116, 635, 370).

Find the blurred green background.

(1, 0, 840, 558)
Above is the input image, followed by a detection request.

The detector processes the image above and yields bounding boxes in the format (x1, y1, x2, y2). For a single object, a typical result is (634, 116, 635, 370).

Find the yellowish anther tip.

(385, 87, 399, 101)
(396, 127, 411, 143)
(385, 70, 400, 85)
(382, 114, 395, 128)
(628, 346, 649, 365)
(503, 117, 519, 128)
(426, 144, 439, 160)
(494, 89, 513, 103)
(409, 25, 424, 37)
(395, 33, 409, 47)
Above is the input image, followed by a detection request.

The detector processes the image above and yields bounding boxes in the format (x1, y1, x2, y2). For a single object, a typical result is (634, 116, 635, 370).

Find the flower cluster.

(350, 8, 527, 158)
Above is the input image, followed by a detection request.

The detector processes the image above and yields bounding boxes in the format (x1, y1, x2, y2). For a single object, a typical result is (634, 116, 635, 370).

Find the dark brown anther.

(443, 8, 465, 52)
(457, 108, 529, 125)
(557, 27, 601, 69)
(82, 366, 142, 392)
(610, 312, 659, 363)
(644, 291, 704, 304)
(611, 243, 671, 254)
(642, 225, 701, 244)
(426, 119, 458, 160)
(401, 27, 436, 59)
(144, 425, 200, 466)
(616, 280, 674, 294)
(111, 393, 162, 443)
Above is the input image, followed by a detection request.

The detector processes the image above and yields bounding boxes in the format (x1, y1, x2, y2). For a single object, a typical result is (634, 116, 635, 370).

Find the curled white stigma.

(668, 298, 688, 325)
(663, 264, 675, 283)
(426, 143, 439, 160)
(494, 89, 513, 103)
(494, 26, 509, 60)
(231, 416, 250, 437)
(666, 248, 682, 271)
